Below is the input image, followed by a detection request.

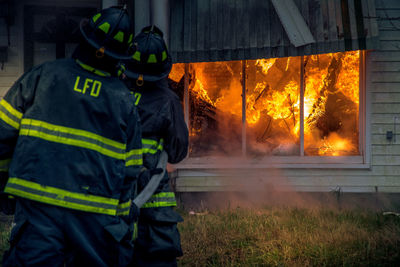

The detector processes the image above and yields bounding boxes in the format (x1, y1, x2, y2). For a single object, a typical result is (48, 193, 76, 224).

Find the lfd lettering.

(73, 76, 101, 97)
(134, 92, 141, 106)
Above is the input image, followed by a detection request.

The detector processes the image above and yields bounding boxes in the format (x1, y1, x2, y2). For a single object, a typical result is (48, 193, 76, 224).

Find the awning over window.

(169, 0, 379, 63)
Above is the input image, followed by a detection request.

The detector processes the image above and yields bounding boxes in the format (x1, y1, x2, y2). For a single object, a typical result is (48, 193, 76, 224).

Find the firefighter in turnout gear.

(1, 6, 143, 266)
(122, 25, 189, 267)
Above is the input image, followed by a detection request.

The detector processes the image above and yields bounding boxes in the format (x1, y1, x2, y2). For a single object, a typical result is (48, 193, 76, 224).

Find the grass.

(0, 216, 12, 264)
(1, 207, 399, 266)
(177, 207, 400, 266)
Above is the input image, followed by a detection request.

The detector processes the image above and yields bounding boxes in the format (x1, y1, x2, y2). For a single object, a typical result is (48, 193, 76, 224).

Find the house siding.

(0, 0, 399, 193)
(173, 0, 400, 193)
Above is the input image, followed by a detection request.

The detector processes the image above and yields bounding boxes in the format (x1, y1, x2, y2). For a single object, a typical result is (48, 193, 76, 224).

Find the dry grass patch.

(178, 207, 400, 266)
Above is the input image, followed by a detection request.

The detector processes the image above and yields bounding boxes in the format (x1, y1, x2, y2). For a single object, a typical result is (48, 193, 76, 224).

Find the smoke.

(177, 167, 400, 212)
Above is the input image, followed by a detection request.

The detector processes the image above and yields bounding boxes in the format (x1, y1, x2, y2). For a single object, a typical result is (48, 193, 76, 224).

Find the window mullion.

(184, 63, 190, 130)
(242, 60, 247, 157)
(300, 56, 305, 156)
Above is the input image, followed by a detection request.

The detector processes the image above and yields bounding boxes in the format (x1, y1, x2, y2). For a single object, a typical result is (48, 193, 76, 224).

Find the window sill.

(172, 156, 370, 169)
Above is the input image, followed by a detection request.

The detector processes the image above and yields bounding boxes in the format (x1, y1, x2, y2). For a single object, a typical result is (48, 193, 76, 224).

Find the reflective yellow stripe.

(125, 148, 143, 167)
(142, 201, 177, 208)
(132, 222, 138, 241)
(0, 158, 11, 172)
(116, 200, 131, 216)
(0, 99, 22, 129)
(76, 60, 111, 77)
(0, 99, 22, 119)
(5, 177, 119, 215)
(142, 138, 164, 154)
(153, 192, 175, 198)
(142, 192, 177, 208)
(125, 158, 143, 167)
(20, 118, 126, 160)
(126, 148, 142, 157)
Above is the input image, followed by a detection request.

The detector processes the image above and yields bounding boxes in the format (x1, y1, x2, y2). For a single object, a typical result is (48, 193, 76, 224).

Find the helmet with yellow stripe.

(124, 25, 172, 84)
(80, 6, 134, 60)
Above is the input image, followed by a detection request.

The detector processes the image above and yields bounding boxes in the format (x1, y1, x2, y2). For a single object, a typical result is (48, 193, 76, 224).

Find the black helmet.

(80, 6, 134, 59)
(124, 25, 172, 84)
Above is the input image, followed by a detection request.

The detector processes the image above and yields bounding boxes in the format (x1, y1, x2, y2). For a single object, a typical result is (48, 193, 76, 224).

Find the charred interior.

(169, 51, 360, 158)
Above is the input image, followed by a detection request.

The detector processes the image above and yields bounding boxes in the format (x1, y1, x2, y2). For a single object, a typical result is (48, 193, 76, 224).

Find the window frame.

(177, 51, 369, 169)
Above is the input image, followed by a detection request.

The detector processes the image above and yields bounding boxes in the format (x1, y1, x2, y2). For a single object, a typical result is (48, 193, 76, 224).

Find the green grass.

(0, 216, 12, 264)
(1, 208, 400, 266)
(177, 207, 400, 266)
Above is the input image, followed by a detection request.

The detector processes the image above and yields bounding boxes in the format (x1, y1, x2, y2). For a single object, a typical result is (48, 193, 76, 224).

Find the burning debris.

(169, 51, 360, 158)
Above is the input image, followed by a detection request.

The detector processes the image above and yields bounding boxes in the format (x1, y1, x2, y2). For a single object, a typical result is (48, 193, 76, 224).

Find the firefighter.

(0, 6, 143, 266)
(121, 25, 189, 267)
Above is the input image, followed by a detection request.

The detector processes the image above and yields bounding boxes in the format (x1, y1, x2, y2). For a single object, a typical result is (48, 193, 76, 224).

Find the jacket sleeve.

(0, 66, 41, 175)
(125, 98, 143, 180)
(164, 96, 189, 164)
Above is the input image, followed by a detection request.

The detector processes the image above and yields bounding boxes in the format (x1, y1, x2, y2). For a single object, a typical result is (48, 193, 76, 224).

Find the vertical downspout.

(150, 0, 170, 46)
(134, 0, 151, 34)
(102, 0, 118, 8)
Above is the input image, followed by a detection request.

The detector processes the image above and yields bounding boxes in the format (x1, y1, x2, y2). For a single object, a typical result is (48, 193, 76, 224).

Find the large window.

(168, 51, 365, 166)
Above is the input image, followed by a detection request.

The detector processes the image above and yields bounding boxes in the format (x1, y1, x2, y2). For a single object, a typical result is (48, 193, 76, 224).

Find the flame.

(317, 133, 356, 156)
(170, 51, 360, 157)
(169, 63, 185, 83)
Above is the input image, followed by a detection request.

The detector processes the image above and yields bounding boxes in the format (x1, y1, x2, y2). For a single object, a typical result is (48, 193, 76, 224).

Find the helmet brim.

(80, 19, 133, 60)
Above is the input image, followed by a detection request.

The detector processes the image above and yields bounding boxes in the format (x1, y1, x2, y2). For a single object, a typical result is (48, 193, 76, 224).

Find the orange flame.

(169, 51, 360, 156)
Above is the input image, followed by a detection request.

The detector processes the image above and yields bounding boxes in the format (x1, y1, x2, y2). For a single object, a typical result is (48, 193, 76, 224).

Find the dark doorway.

(24, 5, 96, 71)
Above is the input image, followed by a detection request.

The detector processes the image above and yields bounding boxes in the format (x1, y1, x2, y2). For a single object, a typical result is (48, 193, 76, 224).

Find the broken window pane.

(186, 61, 243, 157)
(245, 57, 301, 156)
(304, 52, 360, 156)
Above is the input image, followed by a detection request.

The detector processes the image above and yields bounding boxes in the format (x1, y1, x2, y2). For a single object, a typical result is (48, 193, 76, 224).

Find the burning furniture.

(169, 51, 361, 158)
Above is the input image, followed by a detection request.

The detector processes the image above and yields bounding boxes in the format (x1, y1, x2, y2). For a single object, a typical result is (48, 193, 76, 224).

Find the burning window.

(169, 51, 362, 160)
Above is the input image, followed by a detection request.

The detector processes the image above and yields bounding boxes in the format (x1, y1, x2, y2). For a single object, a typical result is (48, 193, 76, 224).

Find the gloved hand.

(137, 167, 163, 192)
